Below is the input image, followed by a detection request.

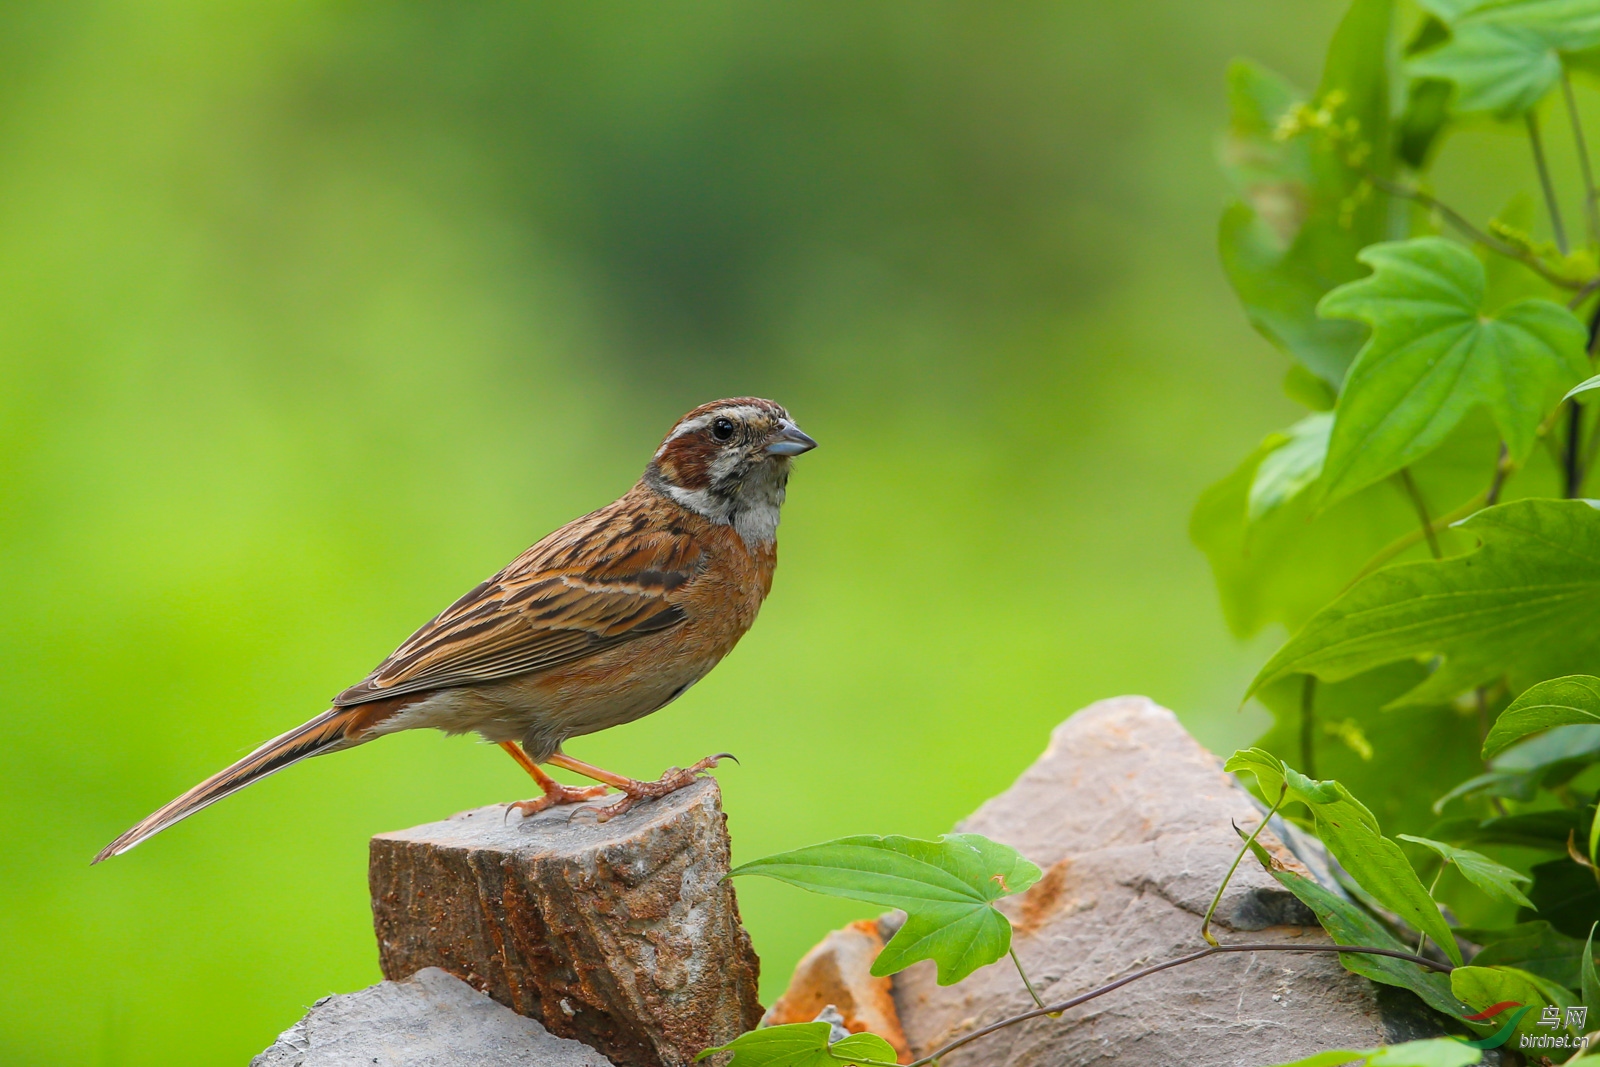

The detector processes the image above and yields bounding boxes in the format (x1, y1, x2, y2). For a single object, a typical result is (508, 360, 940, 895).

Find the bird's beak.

(765, 419, 818, 456)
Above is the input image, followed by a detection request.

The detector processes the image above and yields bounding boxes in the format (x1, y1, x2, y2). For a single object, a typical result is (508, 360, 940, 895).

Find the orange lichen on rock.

(762, 919, 912, 1064)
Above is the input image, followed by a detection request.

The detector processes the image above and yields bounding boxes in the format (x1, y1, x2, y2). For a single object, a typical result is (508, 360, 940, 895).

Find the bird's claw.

(591, 753, 736, 822)
(506, 782, 609, 820)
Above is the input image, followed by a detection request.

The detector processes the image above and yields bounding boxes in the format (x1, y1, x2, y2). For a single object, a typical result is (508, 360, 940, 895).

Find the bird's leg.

(546, 752, 733, 822)
(498, 742, 608, 816)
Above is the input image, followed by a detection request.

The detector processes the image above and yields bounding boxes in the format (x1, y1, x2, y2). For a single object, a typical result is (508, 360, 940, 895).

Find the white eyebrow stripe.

(653, 405, 774, 457)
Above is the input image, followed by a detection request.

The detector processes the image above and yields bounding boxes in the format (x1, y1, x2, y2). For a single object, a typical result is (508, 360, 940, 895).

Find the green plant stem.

(1396, 468, 1443, 560)
(899, 942, 1453, 1067)
(1487, 443, 1510, 507)
(1201, 784, 1288, 947)
(1569, 401, 1586, 498)
(1529, 109, 1570, 256)
(1563, 70, 1600, 250)
(1009, 947, 1054, 1014)
(1300, 676, 1317, 780)
(1370, 174, 1588, 290)
(1345, 492, 1488, 587)
(1415, 865, 1447, 956)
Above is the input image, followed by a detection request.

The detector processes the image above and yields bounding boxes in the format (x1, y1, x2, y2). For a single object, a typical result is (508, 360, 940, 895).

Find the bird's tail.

(93, 705, 378, 863)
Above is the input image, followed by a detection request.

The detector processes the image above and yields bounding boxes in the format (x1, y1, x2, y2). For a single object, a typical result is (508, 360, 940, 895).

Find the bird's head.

(645, 397, 817, 545)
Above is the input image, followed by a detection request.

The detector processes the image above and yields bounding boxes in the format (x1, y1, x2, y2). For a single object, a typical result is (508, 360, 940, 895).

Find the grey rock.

(890, 696, 1489, 1066)
(369, 777, 760, 1067)
(252, 966, 616, 1067)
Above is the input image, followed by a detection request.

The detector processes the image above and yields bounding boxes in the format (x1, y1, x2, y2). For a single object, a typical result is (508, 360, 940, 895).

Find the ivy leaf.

(697, 1023, 898, 1067)
(1484, 675, 1600, 758)
(1240, 831, 1467, 1018)
(1249, 499, 1600, 708)
(728, 834, 1040, 985)
(1398, 834, 1536, 907)
(1316, 238, 1587, 505)
(1250, 413, 1333, 520)
(1410, 0, 1600, 117)
(1218, 0, 1393, 386)
(1228, 750, 1463, 964)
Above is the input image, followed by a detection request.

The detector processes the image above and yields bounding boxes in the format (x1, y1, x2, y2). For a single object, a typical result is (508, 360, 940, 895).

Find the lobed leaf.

(1217, 0, 1393, 386)
(1250, 414, 1333, 521)
(729, 833, 1040, 985)
(697, 1023, 898, 1067)
(1410, 0, 1600, 117)
(1484, 675, 1600, 758)
(1398, 835, 1535, 907)
(1315, 238, 1587, 505)
(1249, 499, 1600, 708)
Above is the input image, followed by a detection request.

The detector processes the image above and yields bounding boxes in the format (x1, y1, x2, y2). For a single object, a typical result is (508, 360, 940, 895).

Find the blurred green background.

(0, 1, 1375, 1062)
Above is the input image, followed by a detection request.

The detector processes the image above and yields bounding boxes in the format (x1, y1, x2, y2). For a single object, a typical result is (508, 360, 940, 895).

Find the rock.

(886, 696, 1481, 1067)
(761, 919, 912, 1063)
(369, 778, 761, 1067)
(252, 966, 616, 1067)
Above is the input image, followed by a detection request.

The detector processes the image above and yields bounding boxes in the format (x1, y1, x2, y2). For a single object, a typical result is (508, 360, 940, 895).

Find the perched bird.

(95, 398, 816, 862)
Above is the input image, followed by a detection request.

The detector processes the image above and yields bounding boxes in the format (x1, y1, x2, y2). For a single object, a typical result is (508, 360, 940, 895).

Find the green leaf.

(1397, 17, 1456, 169)
(1524, 858, 1600, 938)
(1410, 0, 1600, 117)
(1452, 965, 1572, 1040)
(697, 1023, 898, 1067)
(1316, 238, 1587, 505)
(729, 833, 1040, 985)
(1431, 809, 1588, 851)
(1463, 920, 1589, 987)
(1249, 499, 1600, 708)
(1218, 0, 1393, 385)
(1399, 835, 1535, 907)
(1265, 1042, 1483, 1067)
(1250, 413, 1333, 520)
(1253, 663, 1489, 835)
(1582, 923, 1599, 1030)
(1485, 676, 1600, 758)
(1569, 373, 1600, 401)
(1227, 750, 1463, 964)
(1241, 832, 1468, 1017)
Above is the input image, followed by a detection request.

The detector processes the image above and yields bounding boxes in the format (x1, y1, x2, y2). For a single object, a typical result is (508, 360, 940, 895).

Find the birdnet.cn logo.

(1460, 1001, 1591, 1051)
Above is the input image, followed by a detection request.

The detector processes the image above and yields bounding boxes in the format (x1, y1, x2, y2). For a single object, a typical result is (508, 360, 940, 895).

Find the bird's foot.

(508, 781, 609, 818)
(594, 753, 734, 822)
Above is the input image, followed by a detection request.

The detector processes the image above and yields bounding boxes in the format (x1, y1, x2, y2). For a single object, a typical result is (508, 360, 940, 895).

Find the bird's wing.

(335, 504, 700, 705)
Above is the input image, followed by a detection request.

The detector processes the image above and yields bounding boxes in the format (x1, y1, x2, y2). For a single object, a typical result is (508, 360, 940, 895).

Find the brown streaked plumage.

(95, 398, 816, 862)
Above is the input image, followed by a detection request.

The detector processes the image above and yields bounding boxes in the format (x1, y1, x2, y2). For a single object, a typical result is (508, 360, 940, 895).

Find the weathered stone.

(370, 778, 761, 1067)
(252, 966, 615, 1067)
(887, 696, 1487, 1067)
(762, 919, 912, 1063)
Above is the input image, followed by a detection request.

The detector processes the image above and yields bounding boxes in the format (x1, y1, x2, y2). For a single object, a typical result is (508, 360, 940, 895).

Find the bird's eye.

(711, 417, 735, 441)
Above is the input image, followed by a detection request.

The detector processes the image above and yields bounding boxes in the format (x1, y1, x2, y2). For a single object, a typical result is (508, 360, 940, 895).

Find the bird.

(95, 397, 816, 863)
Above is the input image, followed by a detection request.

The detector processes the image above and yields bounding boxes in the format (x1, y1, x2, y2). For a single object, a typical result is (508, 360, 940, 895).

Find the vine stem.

(1345, 492, 1487, 588)
(1299, 676, 1317, 781)
(1202, 784, 1288, 946)
(1529, 108, 1570, 255)
(893, 943, 1453, 1067)
(1009, 948, 1053, 1014)
(1562, 70, 1600, 249)
(1369, 174, 1589, 290)
(1396, 468, 1443, 560)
